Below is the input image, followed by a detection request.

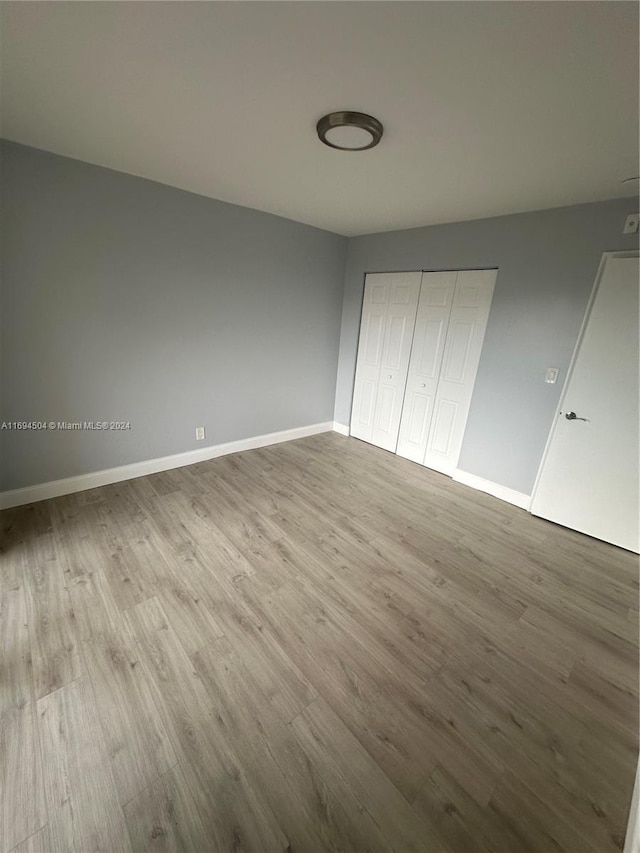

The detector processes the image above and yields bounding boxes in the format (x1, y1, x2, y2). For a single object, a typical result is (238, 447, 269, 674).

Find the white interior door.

(396, 272, 457, 463)
(531, 253, 639, 553)
(423, 269, 497, 475)
(350, 272, 421, 452)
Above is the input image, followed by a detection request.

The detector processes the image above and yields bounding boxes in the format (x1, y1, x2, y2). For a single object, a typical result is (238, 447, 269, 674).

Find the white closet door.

(423, 269, 497, 475)
(350, 272, 421, 451)
(396, 272, 457, 463)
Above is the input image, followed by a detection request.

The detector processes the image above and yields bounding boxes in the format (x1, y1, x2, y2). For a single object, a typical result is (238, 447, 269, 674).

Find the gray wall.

(3, 140, 638, 498)
(335, 198, 639, 495)
(0, 141, 347, 491)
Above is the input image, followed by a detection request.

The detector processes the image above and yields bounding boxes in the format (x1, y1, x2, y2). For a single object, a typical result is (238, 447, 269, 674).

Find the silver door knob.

(388, 374, 392, 379)
(564, 411, 588, 422)
(420, 383, 426, 388)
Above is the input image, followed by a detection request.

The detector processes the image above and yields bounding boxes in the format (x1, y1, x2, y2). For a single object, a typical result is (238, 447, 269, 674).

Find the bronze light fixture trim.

(317, 111, 384, 151)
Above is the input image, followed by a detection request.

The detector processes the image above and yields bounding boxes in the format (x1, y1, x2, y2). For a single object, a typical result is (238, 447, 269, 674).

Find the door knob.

(388, 374, 393, 379)
(420, 383, 426, 388)
(564, 411, 588, 422)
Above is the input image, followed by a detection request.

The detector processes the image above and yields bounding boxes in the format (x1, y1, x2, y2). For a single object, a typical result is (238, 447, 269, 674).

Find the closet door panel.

(423, 269, 497, 474)
(396, 272, 456, 463)
(350, 276, 389, 443)
(370, 276, 421, 451)
(429, 398, 459, 455)
(351, 273, 421, 450)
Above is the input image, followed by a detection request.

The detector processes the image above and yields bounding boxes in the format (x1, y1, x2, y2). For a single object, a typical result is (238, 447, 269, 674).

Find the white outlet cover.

(545, 367, 559, 384)
(195, 426, 205, 440)
(623, 213, 639, 234)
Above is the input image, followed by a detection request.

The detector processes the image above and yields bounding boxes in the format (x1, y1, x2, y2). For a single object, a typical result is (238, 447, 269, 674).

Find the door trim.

(530, 250, 640, 513)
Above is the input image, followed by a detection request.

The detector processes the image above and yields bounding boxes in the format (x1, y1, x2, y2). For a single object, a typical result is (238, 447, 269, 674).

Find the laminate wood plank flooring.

(1, 432, 638, 852)
(7, 827, 51, 853)
(37, 675, 131, 852)
(122, 765, 210, 853)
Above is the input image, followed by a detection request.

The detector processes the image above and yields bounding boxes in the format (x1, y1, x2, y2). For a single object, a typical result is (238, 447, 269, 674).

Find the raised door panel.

(440, 320, 475, 384)
(423, 269, 497, 474)
(396, 272, 456, 463)
(429, 399, 459, 456)
(383, 313, 411, 372)
(362, 312, 385, 367)
(375, 384, 398, 436)
(353, 379, 377, 436)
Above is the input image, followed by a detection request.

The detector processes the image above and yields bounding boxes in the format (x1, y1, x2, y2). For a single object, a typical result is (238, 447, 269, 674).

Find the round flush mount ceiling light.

(317, 111, 383, 151)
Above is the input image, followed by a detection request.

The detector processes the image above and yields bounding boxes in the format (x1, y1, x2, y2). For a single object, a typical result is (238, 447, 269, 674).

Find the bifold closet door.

(350, 272, 421, 452)
(397, 268, 497, 474)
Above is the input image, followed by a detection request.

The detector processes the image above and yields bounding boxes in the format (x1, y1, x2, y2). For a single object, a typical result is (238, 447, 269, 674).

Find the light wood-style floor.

(1, 432, 638, 853)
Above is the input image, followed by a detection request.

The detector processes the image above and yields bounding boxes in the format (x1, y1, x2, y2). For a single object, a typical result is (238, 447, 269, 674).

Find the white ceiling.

(1, 2, 638, 237)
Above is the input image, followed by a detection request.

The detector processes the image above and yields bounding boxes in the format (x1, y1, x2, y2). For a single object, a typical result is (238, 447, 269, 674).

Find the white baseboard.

(332, 422, 350, 436)
(0, 421, 335, 510)
(452, 469, 531, 511)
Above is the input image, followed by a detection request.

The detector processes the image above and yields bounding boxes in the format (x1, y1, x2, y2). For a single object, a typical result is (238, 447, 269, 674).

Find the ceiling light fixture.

(317, 111, 383, 151)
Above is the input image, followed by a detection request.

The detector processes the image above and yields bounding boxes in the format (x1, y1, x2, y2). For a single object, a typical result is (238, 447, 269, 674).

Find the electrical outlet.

(623, 213, 639, 235)
(195, 426, 205, 441)
(545, 367, 559, 384)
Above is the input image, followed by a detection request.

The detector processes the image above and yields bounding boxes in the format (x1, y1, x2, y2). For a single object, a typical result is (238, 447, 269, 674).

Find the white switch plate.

(195, 426, 205, 441)
(623, 213, 639, 234)
(545, 367, 559, 384)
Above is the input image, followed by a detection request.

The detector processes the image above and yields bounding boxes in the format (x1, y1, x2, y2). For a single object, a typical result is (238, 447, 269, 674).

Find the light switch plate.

(545, 367, 559, 384)
(623, 213, 639, 234)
